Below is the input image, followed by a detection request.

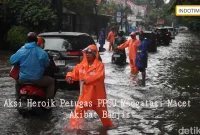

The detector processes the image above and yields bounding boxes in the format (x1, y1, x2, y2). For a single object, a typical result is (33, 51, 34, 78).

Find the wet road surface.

(0, 32, 200, 135)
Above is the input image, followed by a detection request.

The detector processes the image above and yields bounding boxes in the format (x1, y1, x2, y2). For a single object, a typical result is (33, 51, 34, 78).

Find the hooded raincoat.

(107, 30, 116, 51)
(66, 45, 114, 128)
(10, 42, 50, 81)
(136, 39, 148, 69)
(117, 32, 140, 73)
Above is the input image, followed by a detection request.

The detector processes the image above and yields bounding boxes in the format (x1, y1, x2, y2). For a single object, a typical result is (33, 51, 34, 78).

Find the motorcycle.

(9, 66, 57, 115)
(111, 49, 126, 65)
(17, 83, 49, 115)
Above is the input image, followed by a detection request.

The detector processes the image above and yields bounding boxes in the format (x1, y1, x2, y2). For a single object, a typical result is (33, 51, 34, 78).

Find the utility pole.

(51, 0, 63, 31)
(121, 0, 128, 34)
(57, 0, 63, 31)
(147, 0, 150, 19)
(94, 4, 99, 42)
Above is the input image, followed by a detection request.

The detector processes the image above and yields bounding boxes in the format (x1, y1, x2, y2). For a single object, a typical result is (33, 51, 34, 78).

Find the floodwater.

(0, 32, 200, 135)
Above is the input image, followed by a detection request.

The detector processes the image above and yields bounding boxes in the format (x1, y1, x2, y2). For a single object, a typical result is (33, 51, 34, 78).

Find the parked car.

(139, 31, 157, 52)
(38, 32, 101, 83)
(155, 27, 171, 45)
(164, 26, 175, 39)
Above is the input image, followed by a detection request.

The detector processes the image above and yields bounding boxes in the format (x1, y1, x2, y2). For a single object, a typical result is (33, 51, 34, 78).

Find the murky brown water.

(0, 32, 200, 135)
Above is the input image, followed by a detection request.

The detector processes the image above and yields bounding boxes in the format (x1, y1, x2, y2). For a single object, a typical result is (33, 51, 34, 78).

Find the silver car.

(38, 32, 101, 83)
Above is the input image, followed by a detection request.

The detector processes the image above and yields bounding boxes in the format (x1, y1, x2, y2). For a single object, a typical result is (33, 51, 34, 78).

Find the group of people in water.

(106, 27, 148, 85)
(65, 28, 148, 130)
(9, 28, 148, 131)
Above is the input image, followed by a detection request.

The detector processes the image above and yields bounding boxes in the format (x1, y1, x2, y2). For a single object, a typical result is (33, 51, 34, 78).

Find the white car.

(164, 26, 175, 39)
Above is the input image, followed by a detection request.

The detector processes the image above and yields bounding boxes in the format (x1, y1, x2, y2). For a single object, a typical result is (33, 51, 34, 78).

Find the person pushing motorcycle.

(117, 32, 140, 74)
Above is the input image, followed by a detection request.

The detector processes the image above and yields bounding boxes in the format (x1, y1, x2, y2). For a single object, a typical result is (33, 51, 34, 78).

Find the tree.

(168, 0, 200, 31)
(98, 0, 132, 21)
(62, 0, 97, 15)
(131, 0, 164, 8)
(0, 0, 57, 32)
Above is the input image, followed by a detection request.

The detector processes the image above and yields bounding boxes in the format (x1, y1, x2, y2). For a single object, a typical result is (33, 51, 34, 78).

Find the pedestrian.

(64, 44, 114, 130)
(99, 28, 105, 52)
(136, 31, 148, 86)
(107, 27, 116, 51)
(117, 32, 140, 74)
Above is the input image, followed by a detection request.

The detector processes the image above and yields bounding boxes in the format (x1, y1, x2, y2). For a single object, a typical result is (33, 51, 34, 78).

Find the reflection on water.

(0, 32, 200, 135)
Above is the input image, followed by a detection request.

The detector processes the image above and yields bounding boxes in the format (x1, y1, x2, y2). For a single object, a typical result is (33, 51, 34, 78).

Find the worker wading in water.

(65, 45, 114, 130)
(117, 32, 140, 74)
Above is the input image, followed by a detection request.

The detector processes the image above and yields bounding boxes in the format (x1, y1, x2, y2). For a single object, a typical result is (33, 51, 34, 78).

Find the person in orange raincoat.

(117, 32, 140, 74)
(107, 27, 116, 51)
(65, 44, 114, 129)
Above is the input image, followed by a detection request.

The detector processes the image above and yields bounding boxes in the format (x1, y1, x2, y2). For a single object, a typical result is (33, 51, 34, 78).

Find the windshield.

(157, 29, 168, 34)
(43, 36, 80, 51)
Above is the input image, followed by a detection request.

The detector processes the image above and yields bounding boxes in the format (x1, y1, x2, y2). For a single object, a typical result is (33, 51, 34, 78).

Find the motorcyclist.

(37, 37, 59, 77)
(114, 31, 126, 48)
(10, 32, 55, 102)
(114, 30, 127, 59)
(37, 36, 59, 96)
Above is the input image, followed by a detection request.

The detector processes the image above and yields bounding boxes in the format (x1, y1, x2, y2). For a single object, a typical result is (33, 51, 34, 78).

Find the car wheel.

(111, 56, 114, 64)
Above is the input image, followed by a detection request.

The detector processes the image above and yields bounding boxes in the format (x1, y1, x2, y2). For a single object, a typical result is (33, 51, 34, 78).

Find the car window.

(43, 36, 80, 51)
(88, 37, 95, 44)
(157, 29, 168, 34)
(143, 33, 151, 39)
(80, 36, 92, 49)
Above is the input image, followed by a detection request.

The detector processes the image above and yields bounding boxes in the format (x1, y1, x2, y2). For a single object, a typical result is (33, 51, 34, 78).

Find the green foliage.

(131, 0, 164, 8)
(168, 0, 200, 31)
(63, 0, 97, 15)
(149, 8, 164, 23)
(168, 0, 200, 14)
(7, 26, 29, 49)
(131, 0, 148, 5)
(99, 0, 132, 16)
(98, 0, 118, 15)
(98, 0, 132, 25)
(0, 0, 56, 31)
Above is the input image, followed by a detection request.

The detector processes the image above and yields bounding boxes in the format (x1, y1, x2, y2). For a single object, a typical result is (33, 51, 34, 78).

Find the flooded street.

(0, 32, 200, 135)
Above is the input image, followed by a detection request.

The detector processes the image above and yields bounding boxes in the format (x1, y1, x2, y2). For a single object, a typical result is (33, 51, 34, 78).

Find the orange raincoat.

(65, 45, 114, 128)
(107, 31, 116, 51)
(117, 32, 140, 74)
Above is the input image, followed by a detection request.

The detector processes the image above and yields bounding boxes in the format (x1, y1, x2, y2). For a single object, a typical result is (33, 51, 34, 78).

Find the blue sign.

(122, 22, 126, 32)
(116, 12, 121, 17)
(128, 25, 136, 32)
